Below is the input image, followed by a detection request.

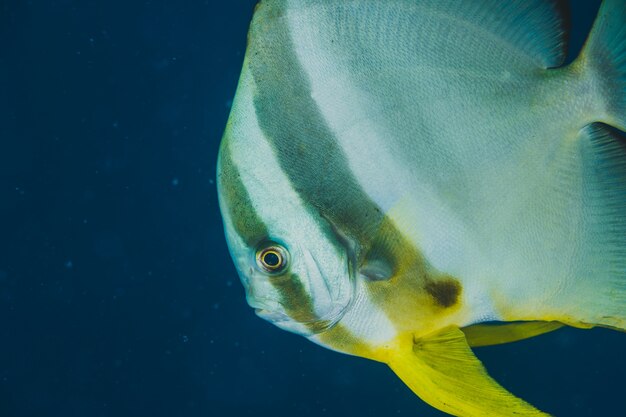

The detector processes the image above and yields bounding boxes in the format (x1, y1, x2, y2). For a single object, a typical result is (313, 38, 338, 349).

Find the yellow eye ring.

(256, 245, 289, 273)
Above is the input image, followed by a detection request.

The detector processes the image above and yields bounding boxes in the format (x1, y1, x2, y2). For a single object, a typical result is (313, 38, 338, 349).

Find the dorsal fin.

(260, 0, 570, 69)
(427, 0, 571, 68)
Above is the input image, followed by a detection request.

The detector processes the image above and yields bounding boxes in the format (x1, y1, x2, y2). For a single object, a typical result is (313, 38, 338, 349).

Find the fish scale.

(217, 1, 626, 415)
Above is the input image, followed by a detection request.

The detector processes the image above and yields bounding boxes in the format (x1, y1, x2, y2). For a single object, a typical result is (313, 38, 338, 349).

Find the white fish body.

(280, 0, 624, 328)
(217, 1, 626, 415)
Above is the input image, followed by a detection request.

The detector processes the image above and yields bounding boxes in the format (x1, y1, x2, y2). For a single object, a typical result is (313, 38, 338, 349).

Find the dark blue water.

(2, 1, 624, 416)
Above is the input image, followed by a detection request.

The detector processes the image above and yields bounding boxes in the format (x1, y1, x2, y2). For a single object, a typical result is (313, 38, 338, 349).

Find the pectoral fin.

(463, 321, 564, 348)
(385, 326, 549, 416)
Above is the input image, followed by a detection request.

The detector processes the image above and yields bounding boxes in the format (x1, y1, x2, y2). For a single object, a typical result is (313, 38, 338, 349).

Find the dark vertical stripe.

(246, 1, 385, 252)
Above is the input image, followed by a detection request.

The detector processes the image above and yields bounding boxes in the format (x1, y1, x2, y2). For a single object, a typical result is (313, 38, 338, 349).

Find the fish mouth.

(254, 308, 290, 322)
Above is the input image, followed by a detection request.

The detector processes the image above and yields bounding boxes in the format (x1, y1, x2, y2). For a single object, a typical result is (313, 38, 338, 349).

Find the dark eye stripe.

(273, 273, 325, 330)
(217, 138, 269, 247)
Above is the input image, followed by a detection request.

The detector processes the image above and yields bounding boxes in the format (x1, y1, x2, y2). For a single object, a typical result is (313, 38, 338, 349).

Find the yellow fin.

(385, 327, 550, 416)
(463, 321, 564, 348)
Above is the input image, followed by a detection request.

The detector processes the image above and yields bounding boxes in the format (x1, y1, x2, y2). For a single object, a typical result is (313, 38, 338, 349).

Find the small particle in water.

(182, 335, 189, 343)
(171, 178, 179, 187)
(65, 260, 74, 269)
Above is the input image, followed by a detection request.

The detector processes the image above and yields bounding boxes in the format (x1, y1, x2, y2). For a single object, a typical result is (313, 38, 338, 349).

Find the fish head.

(217, 128, 355, 337)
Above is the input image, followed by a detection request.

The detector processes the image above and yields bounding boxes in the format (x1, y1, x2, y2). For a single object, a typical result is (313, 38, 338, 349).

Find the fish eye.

(256, 244, 289, 274)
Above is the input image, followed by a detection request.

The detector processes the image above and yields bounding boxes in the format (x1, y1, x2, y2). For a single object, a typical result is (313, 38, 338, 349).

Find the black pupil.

(263, 252, 281, 268)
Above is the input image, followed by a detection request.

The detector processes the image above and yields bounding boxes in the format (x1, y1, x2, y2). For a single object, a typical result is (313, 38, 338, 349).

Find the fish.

(216, 0, 626, 415)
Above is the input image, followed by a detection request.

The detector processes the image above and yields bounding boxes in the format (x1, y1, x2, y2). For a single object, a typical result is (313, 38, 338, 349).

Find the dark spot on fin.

(425, 277, 461, 308)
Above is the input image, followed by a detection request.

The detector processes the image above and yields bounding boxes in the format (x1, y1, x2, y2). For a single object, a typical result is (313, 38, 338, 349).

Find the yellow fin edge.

(462, 321, 564, 348)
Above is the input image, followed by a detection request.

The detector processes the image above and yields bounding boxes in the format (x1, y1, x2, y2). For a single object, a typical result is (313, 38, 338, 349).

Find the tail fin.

(577, 0, 626, 132)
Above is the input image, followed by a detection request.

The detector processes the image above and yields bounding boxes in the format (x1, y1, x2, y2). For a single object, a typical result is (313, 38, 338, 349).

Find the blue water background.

(1, 1, 624, 416)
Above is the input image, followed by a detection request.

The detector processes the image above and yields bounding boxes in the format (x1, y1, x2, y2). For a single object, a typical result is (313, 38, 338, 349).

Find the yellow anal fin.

(385, 327, 550, 416)
(462, 321, 564, 348)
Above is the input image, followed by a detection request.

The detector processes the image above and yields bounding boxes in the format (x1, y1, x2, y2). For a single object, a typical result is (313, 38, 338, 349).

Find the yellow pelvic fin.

(462, 321, 564, 348)
(383, 327, 550, 417)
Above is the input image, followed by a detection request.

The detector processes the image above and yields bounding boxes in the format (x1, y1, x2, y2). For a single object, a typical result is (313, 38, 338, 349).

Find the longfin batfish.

(217, 0, 626, 415)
